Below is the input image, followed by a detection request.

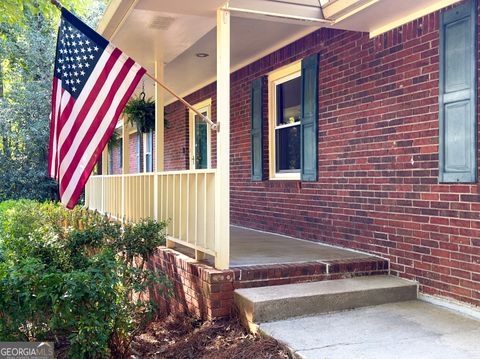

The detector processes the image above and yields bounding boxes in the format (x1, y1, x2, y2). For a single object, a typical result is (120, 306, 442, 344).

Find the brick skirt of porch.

(148, 227, 388, 320)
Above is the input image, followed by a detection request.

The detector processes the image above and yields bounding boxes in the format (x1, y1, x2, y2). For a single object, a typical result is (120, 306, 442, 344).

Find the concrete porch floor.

(229, 226, 373, 267)
(174, 225, 380, 269)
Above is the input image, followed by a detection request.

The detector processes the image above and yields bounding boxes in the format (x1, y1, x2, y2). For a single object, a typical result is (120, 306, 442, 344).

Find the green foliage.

(0, 1, 106, 202)
(0, 0, 105, 27)
(0, 200, 170, 358)
(123, 94, 156, 133)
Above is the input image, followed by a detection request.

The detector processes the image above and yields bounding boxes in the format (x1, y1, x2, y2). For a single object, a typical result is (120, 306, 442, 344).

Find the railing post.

(215, 6, 230, 269)
(99, 175, 105, 213)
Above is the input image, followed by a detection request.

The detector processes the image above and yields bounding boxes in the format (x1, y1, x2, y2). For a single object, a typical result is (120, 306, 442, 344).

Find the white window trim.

(268, 61, 302, 180)
(189, 98, 212, 170)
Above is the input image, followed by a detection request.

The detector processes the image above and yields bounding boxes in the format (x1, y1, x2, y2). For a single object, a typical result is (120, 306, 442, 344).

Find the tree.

(0, 0, 100, 25)
(0, 1, 106, 201)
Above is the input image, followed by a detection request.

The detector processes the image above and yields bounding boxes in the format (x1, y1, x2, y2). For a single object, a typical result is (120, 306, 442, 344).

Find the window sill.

(269, 173, 301, 181)
(269, 177, 300, 181)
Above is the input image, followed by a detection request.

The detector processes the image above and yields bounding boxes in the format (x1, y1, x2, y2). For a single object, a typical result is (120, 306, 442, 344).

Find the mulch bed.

(130, 315, 293, 359)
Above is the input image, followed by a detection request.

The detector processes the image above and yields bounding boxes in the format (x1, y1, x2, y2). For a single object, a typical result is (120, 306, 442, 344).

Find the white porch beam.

(215, 7, 230, 270)
(227, 0, 332, 25)
(322, 0, 377, 20)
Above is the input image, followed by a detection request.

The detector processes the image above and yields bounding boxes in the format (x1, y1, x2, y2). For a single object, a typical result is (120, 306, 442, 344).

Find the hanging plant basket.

(123, 92, 156, 133)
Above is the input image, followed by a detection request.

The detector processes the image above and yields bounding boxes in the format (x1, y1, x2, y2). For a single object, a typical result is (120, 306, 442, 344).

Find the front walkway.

(260, 300, 480, 359)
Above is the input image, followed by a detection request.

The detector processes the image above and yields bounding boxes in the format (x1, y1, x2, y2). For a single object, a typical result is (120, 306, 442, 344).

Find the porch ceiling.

(99, 0, 462, 102)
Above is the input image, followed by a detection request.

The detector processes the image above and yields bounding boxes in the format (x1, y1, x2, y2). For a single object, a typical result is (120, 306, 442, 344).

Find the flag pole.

(50, 0, 62, 10)
(48, 0, 219, 131)
(144, 73, 218, 131)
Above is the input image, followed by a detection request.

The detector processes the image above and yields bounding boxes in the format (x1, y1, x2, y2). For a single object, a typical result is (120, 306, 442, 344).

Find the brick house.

(88, 0, 480, 319)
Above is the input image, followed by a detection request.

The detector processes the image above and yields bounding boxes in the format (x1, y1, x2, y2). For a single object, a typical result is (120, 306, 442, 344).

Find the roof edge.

(96, 0, 138, 39)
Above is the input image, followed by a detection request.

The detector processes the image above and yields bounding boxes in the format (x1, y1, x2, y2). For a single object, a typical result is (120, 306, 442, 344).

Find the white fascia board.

(322, 0, 370, 19)
(227, 0, 327, 24)
(96, 0, 138, 39)
(369, 0, 463, 38)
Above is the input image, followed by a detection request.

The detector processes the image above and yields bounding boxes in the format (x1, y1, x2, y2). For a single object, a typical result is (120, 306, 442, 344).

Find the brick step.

(234, 275, 418, 328)
(231, 257, 389, 289)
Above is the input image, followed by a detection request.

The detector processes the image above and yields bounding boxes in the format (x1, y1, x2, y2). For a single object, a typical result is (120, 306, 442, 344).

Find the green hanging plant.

(123, 92, 156, 133)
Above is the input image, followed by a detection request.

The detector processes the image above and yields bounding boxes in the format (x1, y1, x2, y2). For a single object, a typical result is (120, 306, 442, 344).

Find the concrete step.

(235, 275, 418, 327)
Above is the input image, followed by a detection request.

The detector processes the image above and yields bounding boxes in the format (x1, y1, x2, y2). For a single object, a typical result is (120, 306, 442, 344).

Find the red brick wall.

(149, 248, 234, 319)
(128, 132, 140, 174)
(162, 4, 480, 308)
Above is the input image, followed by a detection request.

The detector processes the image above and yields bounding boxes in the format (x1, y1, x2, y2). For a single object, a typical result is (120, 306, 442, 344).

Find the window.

(189, 99, 212, 169)
(144, 130, 153, 172)
(253, 54, 318, 182)
(268, 62, 302, 180)
(118, 140, 123, 169)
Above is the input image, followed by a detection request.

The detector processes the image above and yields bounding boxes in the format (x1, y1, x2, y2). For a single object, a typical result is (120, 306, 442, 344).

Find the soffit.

(100, 0, 462, 101)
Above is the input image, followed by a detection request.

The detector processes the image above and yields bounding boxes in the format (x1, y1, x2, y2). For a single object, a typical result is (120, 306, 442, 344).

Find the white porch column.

(101, 148, 108, 175)
(154, 61, 168, 248)
(215, 7, 230, 269)
(154, 61, 165, 173)
(121, 120, 130, 221)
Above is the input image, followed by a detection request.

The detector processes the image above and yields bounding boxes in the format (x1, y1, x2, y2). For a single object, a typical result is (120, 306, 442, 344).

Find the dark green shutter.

(251, 77, 263, 181)
(439, 0, 477, 183)
(301, 54, 319, 182)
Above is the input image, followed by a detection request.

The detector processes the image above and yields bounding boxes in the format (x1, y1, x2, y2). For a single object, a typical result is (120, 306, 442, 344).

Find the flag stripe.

(55, 88, 72, 179)
(63, 65, 145, 208)
(48, 79, 59, 178)
(49, 81, 67, 180)
(59, 55, 135, 193)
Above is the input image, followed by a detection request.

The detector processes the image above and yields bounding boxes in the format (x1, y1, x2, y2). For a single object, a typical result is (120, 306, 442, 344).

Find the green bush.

(0, 200, 170, 358)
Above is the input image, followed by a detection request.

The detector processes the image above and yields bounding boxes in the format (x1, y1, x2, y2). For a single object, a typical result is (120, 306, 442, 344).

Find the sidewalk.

(260, 300, 480, 359)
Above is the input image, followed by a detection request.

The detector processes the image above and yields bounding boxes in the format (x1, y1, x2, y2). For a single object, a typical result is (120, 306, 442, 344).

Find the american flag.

(48, 8, 145, 209)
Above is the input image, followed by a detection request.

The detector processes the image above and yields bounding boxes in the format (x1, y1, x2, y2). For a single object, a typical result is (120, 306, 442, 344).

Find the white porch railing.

(87, 4, 231, 270)
(85, 170, 218, 264)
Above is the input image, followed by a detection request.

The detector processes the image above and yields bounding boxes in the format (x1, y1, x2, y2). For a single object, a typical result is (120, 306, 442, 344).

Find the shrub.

(0, 200, 170, 358)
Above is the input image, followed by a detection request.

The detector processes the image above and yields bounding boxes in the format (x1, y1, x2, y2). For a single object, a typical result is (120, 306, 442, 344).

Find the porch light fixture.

(196, 52, 209, 58)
